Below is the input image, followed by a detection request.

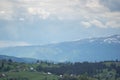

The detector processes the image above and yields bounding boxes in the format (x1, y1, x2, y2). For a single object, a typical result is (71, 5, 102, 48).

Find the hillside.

(0, 55, 36, 63)
(0, 35, 120, 62)
(0, 59, 120, 80)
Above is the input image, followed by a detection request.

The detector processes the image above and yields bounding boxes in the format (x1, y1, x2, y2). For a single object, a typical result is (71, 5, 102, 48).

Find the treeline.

(36, 62, 105, 75)
(36, 61, 120, 76)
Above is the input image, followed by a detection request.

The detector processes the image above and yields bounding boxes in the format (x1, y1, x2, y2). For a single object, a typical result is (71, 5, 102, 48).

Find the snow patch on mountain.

(88, 35, 120, 44)
(104, 38, 120, 43)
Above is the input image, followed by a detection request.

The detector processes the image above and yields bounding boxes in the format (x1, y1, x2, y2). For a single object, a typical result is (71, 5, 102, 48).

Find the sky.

(0, 0, 120, 47)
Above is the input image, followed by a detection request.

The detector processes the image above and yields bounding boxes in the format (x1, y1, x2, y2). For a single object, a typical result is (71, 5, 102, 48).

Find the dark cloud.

(100, 0, 120, 12)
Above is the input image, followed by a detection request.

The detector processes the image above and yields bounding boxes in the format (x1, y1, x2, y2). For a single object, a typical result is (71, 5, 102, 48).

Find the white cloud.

(0, 0, 14, 20)
(81, 21, 91, 28)
(0, 41, 31, 48)
(106, 21, 120, 28)
(90, 20, 106, 28)
(19, 17, 25, 21)
(0, 0, 120, 28)
(81, 17, 120, 28)
(0, 0, 108, 19)
(0, 11, 5, 14)
(81, 19, 106, 28)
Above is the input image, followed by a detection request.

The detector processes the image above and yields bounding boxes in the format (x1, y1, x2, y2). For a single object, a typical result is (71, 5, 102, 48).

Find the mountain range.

(0, 35, 120, 62)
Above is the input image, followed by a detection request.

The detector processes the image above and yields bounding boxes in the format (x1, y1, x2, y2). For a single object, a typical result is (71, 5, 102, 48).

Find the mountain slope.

(0, 35, 120, 62)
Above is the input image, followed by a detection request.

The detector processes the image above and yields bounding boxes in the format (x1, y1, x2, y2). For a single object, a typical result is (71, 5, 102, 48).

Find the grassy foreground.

(0, 72, 58, 80)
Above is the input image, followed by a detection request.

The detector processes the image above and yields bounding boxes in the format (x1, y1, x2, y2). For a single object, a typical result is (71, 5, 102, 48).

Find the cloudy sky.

(0, 0, 120, 47)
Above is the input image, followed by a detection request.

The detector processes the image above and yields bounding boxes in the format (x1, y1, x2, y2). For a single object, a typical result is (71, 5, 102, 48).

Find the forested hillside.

(0, 59, 120, 80)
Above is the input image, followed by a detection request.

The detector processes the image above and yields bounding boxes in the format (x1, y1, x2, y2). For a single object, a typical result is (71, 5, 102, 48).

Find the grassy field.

(0, 72, 59, 80)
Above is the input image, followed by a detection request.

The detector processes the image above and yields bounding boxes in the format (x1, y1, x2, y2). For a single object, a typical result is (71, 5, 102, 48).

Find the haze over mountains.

(0, 35, 120, 62)
(0, 55, 36, 63)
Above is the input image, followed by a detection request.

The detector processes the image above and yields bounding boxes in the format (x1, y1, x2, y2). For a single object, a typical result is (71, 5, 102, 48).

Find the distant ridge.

(0, 34, 120, 62)
(0, 55, 37, 63)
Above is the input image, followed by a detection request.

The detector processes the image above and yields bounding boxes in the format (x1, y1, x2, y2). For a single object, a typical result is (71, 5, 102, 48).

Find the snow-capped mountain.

(88, 35, 120, 44)
(103, 35, 120, 44)
(0, 35, 120, 62)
